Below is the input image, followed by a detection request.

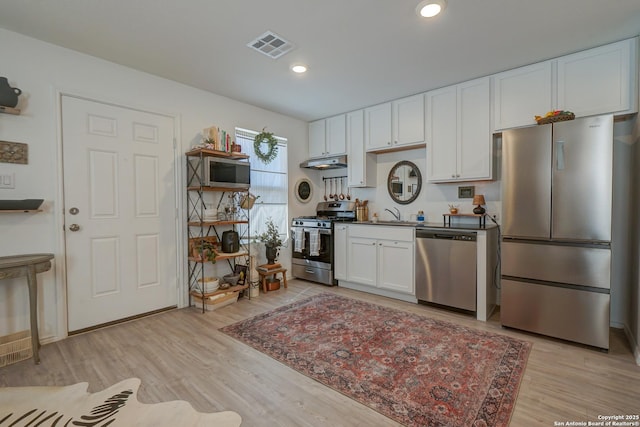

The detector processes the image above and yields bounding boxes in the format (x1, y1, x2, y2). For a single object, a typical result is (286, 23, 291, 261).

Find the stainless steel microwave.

(188, 157, 250, 188)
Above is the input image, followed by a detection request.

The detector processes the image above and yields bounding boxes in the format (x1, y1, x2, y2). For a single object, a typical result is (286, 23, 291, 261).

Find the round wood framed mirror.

(387, 161, 422, 205)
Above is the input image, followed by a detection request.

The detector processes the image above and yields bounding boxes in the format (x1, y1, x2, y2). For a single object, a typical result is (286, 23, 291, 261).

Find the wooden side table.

(0, 253, 54, 364)
(257, 267, 288, 293)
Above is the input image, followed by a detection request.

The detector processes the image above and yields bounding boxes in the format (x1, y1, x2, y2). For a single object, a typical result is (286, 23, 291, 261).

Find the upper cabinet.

(364, 102, 392, 151)
(492, 61, 554, 131)
(309, 114, 347, 158)
(365, 94, 425, 152)
(347, 110, 376, 187)
(557, 39, 637, 118)
(493, 37, 638, 132)
(427, 77, 493, 183)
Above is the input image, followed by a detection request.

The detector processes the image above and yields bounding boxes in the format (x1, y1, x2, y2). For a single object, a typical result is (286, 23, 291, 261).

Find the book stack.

(257, 263, 282, 273)
(203, 126, 233, 152)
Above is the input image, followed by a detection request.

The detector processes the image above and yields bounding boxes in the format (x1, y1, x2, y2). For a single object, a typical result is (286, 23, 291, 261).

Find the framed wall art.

(0, 140, 28, 164)
(294, 178, 313, 203)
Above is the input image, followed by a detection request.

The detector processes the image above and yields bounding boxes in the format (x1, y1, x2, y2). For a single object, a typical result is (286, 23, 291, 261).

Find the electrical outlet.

(0, 173, 15, 189)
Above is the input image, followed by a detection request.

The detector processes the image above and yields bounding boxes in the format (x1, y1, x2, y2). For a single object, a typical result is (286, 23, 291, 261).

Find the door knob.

(69, 224, 80, 232)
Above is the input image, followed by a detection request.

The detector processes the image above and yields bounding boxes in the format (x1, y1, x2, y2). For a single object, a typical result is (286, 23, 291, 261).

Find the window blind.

(235, 128, 288, 243)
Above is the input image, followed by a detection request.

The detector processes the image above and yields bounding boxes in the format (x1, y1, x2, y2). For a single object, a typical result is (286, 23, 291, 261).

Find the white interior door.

(62, 95, 178, 333)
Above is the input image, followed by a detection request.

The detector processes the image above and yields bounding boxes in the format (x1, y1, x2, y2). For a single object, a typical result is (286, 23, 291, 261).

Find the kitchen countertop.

(352, 221, 499, 231)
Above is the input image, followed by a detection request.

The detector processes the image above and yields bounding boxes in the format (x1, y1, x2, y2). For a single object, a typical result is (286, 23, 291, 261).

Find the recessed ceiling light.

(416, 0, 447, 18)
(291, 64, 308, 74)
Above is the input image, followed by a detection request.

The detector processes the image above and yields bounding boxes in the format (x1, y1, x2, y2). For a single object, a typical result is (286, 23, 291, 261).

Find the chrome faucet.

(385, 207, 401, 221)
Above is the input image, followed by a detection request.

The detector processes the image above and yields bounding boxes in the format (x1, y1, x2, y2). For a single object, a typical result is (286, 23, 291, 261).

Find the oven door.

(291, 227, 332, 265)
(291, 227, 334, 285)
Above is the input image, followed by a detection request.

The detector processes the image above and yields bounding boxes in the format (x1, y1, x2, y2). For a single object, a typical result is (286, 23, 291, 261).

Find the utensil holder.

(356, 206, 368, 222)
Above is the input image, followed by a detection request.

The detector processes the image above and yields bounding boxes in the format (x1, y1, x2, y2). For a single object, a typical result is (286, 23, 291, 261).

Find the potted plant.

(257, 217, 283, 264)
(191, 238, 217, 264)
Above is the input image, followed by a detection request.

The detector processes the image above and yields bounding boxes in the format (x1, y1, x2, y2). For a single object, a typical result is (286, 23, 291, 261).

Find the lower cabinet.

(337, 225, 415, 298)
(347, 237, 377, 286)
(377, 239, 413, 294)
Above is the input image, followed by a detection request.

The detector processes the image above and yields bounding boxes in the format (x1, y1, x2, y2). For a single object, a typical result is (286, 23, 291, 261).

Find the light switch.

(0, 173, 15, 189)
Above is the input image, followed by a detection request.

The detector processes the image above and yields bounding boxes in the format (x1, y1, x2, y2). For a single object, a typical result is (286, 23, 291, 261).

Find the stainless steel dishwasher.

(415, 228, 477, 311)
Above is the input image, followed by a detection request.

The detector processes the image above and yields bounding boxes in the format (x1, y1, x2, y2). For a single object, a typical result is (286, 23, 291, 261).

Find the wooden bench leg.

(261, 275, 267, 293)
(282, 271, 287, 288)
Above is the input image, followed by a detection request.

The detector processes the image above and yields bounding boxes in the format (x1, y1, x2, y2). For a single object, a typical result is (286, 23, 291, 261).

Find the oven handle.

(291, 227, 332, 235)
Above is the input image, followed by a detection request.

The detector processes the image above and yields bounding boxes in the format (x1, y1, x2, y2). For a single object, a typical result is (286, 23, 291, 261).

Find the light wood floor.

(1, 280, 639, 426)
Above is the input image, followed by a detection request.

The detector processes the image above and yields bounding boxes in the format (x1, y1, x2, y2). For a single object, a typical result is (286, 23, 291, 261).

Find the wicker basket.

(192, 292, 239, 311)
(240, 193, 257, 210)
(536, 113, 575, 125)
(0, 330, 32, 367)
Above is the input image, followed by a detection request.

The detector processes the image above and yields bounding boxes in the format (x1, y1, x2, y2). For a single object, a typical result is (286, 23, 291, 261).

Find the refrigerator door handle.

(556, 140, 565, 170)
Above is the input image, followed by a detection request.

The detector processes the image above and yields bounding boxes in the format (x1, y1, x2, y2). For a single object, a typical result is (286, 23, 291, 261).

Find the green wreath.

(254, 129, 278, 164)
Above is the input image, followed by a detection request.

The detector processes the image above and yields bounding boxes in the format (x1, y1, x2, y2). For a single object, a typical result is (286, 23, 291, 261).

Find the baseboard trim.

(68, 305, 177, 336)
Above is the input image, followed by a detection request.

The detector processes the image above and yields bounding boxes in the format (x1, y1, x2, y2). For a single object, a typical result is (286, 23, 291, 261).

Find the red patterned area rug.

(220, 293, 531, 427)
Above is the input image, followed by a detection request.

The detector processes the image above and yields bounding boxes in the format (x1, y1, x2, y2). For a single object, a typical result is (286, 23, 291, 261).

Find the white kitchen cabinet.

(342, 225, 415, 297)
(364, 102, 392, 151)
(377, 240, 414, 294)
(347, 236, 377, 286)
(347, 110, 376, 187)
(427, 77, 492, 183)
(492, 37, 638, 132)
(557, 38, 637, 118)
(308, 119, 326, 158)
(333, 224, 349, 280)
(393, 94, 425, 147)
(308, 114, 346, 159)
(492, 61, 554, 131)
(365, 94, 425, 152)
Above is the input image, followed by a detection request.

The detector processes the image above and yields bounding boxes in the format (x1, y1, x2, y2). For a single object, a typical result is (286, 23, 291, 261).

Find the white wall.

(0, 28, 308, 341)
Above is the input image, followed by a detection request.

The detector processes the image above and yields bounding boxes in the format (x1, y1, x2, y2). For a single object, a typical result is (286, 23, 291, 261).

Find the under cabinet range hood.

(299, 155, 347, 170)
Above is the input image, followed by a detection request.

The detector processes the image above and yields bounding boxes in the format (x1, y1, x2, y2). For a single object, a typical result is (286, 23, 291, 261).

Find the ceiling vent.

(247, 31, 295, 59)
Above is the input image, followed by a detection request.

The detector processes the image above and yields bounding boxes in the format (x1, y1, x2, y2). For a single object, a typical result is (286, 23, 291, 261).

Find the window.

(235, 128, 288, 243)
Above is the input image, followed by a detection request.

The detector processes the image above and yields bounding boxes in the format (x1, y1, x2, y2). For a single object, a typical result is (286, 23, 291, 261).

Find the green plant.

(254, 129, 278, 164)
(257, 218, 283, 248)
(193, 240, 217, 264)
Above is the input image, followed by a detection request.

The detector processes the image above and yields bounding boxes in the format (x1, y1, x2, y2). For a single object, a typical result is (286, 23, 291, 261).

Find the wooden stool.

(258, 267, 288, 292)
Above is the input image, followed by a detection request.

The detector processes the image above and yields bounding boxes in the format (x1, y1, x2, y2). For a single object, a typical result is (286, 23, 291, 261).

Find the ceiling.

(1, 0, 640, 122)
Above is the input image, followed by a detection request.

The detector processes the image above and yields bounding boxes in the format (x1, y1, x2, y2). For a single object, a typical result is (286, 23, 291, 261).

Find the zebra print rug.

(0, 378, 242, 427)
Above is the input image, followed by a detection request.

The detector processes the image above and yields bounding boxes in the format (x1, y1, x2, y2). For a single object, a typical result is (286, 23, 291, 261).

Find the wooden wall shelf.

(0, 106, 21, 115)
(187, 186, 250, 192)
(185, 147, 249, 160)
(187, 220, 249, 227)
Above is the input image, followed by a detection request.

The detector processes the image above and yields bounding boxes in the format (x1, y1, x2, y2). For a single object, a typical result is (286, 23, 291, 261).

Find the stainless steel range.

(291, 201, 356, 285)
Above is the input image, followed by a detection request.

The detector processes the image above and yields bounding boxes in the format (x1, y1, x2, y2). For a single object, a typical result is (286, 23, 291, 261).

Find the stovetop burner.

(292, 201, 356, 228)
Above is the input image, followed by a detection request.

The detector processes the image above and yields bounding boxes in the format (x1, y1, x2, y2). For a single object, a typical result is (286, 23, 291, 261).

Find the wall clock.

(294, 178, 313, 203)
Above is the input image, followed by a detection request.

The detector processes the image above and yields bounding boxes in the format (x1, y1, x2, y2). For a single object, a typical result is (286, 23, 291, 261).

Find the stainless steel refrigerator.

(501, 114, 613, 349)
